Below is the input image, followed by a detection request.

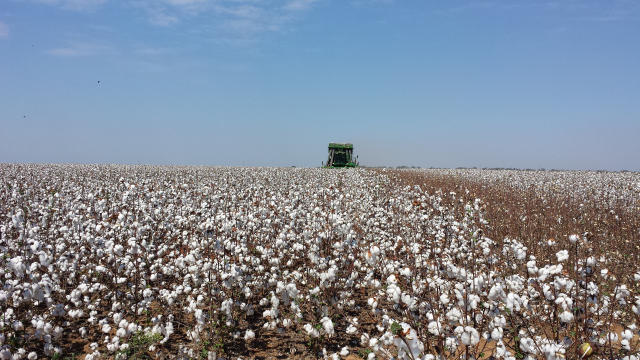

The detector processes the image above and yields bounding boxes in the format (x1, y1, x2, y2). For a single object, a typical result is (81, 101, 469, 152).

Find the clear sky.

(1, 0, 639, 170)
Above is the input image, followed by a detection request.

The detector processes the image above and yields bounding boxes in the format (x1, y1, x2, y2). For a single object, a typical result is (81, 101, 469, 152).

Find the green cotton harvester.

(323, 143, 358, 168)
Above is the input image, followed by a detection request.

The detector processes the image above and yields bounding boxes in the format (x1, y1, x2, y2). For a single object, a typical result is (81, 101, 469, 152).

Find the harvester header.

(324, 143, 358, 168)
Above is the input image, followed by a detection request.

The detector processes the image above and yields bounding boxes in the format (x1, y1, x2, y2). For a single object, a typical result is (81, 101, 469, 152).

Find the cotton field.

(1, 165, 639, 359)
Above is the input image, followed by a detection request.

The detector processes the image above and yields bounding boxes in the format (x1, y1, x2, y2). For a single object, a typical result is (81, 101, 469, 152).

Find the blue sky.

(1, 0, 639, 170)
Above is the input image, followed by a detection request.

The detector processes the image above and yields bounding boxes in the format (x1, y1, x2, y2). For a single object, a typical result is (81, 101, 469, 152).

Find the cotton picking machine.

(323, 143, 359, 168)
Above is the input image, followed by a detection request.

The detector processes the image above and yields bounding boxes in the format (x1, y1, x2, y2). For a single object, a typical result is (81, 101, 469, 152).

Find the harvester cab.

(324, 143, 358, 168)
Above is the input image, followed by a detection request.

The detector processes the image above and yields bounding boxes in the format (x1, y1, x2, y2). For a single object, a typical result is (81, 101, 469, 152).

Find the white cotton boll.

(366, 246, 380, 265)
(116, 328, 127, 338)
(320, 317, 334, 337)
(127, 323, 137, 334)
(367, 297, 378, 310)
(0, 349, 11, 360)
(556, 250, 569, 262)
(440, 293, 450, 305)
(446, 308, 462, 323)
(386, 284, 402, 303)
(381, 331, 395, 346)
(28, 352, 37, 360)
(303, 323, 320, 338)
(488, 284, 506, 301)
(161, 322, 174, 344)
(491, 327, 503, 340)
(102, 324, 112, 334)
(569, 234, 579, 243)
(505, 292, 522, 312)
(427, 321, 441, 336)
(393, 323, 424, 359)
(52, 304, 66, 317)
(143, 288, 152, 298)
(541, 343, 564, 360)
(53, 326, 63, 340)
(286, 283, 299, 300)
(346, 324, 358, 334)
(43, 322, 53, 334)
(519, 337, 537, 354)
(621, 329, 633, 350)
(621, 339, 631, 351)
(615, 285, 631, 301)
(244, 329, 255, 341)
(402, 293, 417, 309)
(360, 333, 370, 346)
(340, 347, 349, 356)
(467, 294, 480, 310)
(79, 327, 87, 338)
(558, 311, 573, 323)
(457, 326, 480, 346)
(12, 320, 24, 331)
(68, 309, 84, 319)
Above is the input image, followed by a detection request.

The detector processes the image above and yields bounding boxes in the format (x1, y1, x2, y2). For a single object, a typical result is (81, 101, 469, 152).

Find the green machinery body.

(324, 143, 358, 168)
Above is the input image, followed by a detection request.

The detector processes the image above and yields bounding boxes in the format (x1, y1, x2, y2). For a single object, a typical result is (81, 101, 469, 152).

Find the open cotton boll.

(455, 326, 480, 346)
(440, 293, 450, 305)
(244, 329, 255, 341)
(491, 327, 503, 340)
(558, 311, 574, 323)
(428, 321, 441, 336)
(386, 284, 402, 303)
(393, 323, 424, 360)
(12, 320, 24, 331)
(320, 317, 334, 337)
(556, 250, 569, 262)
(303, 323, 320, 338)
(519, 337, 537, 354)
(365, 246, 380, 265)
(0, 349, 11, 360)
(621, 329, 633, 350)
(446, 308, 462, 323)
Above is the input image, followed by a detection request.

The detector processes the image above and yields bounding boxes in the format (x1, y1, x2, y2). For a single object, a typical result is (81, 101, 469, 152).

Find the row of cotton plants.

(0, 164, 638, 359)
(418, 168, 640, 212)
